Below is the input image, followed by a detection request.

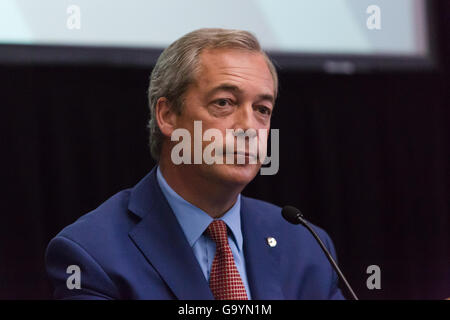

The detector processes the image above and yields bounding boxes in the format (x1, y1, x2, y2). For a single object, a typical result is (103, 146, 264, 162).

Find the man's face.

(172, 48, 275, 187)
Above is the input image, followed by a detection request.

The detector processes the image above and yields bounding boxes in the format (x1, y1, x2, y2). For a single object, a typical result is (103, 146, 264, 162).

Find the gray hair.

(147, 28, 278, 161)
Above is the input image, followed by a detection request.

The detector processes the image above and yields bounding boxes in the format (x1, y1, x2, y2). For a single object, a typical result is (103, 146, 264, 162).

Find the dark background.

(1, 1, 448, 300)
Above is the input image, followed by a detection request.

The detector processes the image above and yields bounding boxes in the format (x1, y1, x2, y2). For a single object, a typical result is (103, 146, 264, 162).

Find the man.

(45, 28, 345, 300)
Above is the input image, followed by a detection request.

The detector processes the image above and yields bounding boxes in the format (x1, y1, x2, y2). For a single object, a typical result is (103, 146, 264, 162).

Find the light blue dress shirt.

(156, 166, 251, 299)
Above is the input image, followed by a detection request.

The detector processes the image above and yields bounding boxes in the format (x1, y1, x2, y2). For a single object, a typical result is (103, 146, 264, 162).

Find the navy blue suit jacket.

(45, 167, 345, 300)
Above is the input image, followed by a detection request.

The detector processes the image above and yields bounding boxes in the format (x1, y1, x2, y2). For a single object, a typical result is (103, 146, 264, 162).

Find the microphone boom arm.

(299, 217, 359, 300)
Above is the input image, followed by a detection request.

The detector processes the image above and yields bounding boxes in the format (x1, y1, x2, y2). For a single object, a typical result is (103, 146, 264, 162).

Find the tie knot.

(207, 220, 228, 247)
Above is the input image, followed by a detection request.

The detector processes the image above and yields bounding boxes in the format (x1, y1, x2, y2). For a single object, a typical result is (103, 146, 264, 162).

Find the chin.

(205, 163, 260, 187)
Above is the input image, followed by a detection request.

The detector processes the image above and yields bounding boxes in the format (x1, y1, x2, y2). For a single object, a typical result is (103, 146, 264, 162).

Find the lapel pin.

(266, 237, 277, 247)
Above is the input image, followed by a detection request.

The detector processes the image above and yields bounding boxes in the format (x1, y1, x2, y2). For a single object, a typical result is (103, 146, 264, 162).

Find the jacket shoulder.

(54, 189, 134, 247)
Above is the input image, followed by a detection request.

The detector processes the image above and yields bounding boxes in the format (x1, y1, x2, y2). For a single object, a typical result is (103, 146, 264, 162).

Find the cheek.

(259, 118, 271, 130)
(257, 132, 268, 160)
(202, 120, 232, 140)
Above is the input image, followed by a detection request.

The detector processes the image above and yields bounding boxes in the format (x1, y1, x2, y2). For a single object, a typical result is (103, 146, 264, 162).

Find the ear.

(155, 97, 177, 138)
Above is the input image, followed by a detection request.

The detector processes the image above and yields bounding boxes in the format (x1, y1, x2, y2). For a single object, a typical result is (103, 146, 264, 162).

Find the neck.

(158, 158, 243, 219)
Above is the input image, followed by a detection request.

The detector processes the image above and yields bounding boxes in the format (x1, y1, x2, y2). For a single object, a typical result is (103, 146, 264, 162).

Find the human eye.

(256, 105, 272, 116)
(213, 98, 234, 107)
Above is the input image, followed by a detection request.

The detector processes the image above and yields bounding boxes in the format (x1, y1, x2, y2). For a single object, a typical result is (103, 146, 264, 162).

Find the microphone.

(282, 205, 359, 300)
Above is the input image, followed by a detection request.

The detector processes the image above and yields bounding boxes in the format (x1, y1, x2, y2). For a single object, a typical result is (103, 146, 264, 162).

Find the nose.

(233, 103, 256, 133)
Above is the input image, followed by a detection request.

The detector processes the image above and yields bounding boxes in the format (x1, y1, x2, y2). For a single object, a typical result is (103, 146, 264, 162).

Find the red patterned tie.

(207, 220, 248, 300)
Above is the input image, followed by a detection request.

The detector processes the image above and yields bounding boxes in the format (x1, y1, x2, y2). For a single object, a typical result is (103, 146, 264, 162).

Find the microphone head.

(281, 205, 305, 225)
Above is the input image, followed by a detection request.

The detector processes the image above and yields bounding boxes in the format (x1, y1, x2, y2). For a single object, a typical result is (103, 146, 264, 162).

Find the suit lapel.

(241, 197, 284, 300)
(127, 168, 213, 300)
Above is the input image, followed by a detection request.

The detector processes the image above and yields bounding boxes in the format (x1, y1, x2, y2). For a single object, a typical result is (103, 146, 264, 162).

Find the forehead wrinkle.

(216, 71, 273, 83)
(198, 56, 274, 94)
(217, 65, 271, 75)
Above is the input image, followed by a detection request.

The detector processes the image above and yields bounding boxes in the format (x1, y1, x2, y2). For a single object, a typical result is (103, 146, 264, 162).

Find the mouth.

(233, 151, 257, 159)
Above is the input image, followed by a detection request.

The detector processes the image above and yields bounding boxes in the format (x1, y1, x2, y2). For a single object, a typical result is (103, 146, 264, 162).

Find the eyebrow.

(206, 83, 275, 106)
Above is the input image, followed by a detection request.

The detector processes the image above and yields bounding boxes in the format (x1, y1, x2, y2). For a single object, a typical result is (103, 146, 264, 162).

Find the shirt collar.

(156, 166, 243, 251)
